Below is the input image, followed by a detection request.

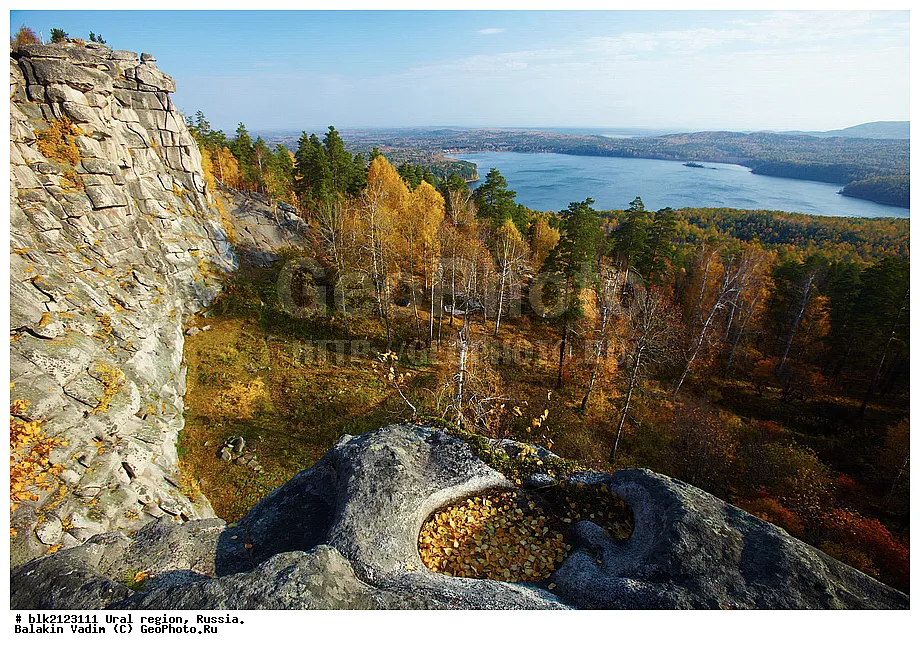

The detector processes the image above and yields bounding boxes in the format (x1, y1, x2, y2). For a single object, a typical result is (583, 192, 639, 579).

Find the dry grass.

(178, 267, 403, 521)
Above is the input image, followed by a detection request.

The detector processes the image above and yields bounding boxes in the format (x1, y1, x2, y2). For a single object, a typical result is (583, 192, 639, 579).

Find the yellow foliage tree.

(530, 216, 560, 271)
(214, 147, 241, 190)
(11, 25, 40, 49)
(361, 156, 409, 347)
(316, 196, 362, 340)
(405, 181, 446, 341)
(199, 147, 217, 192)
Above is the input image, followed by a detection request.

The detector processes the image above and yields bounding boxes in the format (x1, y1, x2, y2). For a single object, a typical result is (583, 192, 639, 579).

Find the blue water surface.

(450, 152, 909, 219)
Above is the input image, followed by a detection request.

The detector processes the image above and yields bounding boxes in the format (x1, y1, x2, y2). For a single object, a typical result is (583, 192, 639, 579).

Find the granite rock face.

(9, 41, 303, 565)
(552, 468, 908, 609)
(10, 426, 908, 610)
(221, 188, 308, 266)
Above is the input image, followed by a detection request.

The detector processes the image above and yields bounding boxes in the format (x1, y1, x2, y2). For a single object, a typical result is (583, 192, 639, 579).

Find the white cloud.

(587, 11, 905, 59)
(407, 49, 564, 75)
(477, 28, 505, 35)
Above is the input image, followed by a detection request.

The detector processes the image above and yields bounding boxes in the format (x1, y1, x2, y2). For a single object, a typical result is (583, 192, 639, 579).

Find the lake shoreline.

(446, 151, 909, 219)
(448, 149, 908, 212)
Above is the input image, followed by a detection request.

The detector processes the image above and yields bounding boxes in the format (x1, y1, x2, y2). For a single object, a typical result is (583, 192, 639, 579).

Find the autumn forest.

(181, 114, 909, 592)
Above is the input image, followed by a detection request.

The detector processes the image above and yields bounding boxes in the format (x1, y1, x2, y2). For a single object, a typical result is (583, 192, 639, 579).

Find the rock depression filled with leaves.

(418, 484, 633, 582)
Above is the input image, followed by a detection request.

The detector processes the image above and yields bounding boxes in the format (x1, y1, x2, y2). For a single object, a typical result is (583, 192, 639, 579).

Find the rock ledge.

(10, 425, 908, 610)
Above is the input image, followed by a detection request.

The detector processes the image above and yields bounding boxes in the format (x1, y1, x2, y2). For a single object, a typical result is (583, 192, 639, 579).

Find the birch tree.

(674, 245, 761, 395)
(407, 182, 445, 346)
(530, 216, 560, 272)
(610, 285, 677, 463)
(493, 219, 527, 335)
(315, 197, 361, 341)
(580, 264, 620, 412)
(361, 156, 408, 349)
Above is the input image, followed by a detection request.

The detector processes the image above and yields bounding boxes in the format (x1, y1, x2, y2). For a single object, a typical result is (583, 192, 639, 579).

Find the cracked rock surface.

(9, 41, 304, 565)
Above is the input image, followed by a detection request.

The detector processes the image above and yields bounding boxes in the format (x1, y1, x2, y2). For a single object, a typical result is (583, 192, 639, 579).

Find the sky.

(9, 8, 911, 134)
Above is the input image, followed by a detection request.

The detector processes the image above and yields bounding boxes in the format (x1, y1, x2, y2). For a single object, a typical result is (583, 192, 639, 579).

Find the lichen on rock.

(8, 40, 304, 565)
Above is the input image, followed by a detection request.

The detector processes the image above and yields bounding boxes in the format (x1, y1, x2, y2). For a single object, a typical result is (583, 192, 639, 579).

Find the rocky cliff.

(10, 425, 908, 609)
(9, 40, 304, 565)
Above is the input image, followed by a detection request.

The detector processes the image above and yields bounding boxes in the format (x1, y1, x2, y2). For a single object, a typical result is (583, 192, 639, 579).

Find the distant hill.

(782, 121, 909, 140)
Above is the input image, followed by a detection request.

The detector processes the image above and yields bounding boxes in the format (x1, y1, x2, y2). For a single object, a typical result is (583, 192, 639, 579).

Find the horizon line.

(236, 120, 909, 136)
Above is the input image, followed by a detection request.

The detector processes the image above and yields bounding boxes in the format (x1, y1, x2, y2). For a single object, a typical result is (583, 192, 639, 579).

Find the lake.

(450, 152, 910, 219)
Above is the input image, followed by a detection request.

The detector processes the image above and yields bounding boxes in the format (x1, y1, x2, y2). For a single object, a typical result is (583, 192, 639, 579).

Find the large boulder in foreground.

(554, 469, 907, 609)
(10, 425, 908, 610)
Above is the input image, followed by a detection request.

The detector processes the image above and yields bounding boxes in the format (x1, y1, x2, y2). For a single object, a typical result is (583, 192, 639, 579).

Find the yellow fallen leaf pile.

(418, 490, 569, 582)
(419, 483, 636, 583)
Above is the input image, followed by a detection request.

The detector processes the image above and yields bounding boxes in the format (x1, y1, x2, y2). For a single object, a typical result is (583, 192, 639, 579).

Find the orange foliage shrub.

(740, 442, 835, 535)
(36, 117, 83, 168)
(757, 420, 785, 442)
(834, 474, 867, 509)
(738, 496, 805, 537)
(821, 508, 909, 591)
(779, 360, 829, 402)
(10, 395, 67, 518)
(751, 357, 778, 395)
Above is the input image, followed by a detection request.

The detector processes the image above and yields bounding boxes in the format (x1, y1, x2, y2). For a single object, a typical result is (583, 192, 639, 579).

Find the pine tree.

(231, 123, 256, 190)
(542, 198, 601, 388)
(637, 207, 678, 282)
(473, 168, 517, 229)
(295, 132, 330, 205)
(611, 196, 650, 275)
(323, 126, 356, 198)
